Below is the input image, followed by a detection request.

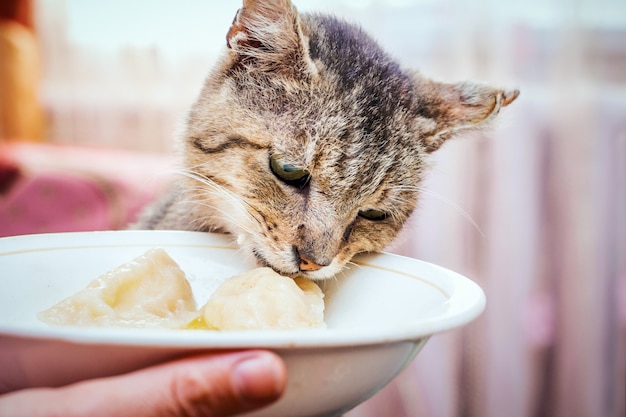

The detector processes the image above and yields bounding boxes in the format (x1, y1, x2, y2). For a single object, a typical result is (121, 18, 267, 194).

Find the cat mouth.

(251, 249, 273, 269)
(251, 248, 296, 276)
(251, 247, 336, 279)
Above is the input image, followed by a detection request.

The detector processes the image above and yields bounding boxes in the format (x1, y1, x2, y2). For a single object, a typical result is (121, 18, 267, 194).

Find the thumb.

(135, 350, 287, 417)
(0, 350, 287, 417)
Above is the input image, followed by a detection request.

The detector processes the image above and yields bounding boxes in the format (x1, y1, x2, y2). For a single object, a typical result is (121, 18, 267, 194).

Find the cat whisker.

(233, 242, 259, 268)
(391, 185, 485, 237)
(328, 260, 358, 283)
(179, 194, 257, 236)
(344, 260, 362, 271)
(176, 186, 254, 234)
(175, 198, 232, 232)
(175, 170, 261, 234)
(180, 169, 266, 230)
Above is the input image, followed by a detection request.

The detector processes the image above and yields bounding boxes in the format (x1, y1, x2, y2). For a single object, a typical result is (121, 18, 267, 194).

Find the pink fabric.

(0, 172, 110, 237)
(0, 142, 174, 237)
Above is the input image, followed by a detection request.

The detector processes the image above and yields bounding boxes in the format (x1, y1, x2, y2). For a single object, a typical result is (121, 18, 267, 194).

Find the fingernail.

(232, 353, 285, 404)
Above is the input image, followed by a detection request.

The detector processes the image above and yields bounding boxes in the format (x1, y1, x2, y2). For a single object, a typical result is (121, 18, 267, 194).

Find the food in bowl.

(200, 268, 325, 330)
(38, 248, 197, 328)
(38, 248, 325, 330)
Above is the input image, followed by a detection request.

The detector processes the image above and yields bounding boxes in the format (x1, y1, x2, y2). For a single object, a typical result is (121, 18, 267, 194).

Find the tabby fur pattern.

(137, 0, 519, 279)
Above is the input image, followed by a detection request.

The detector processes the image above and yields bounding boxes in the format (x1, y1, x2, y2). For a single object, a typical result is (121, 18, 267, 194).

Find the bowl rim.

(0, 230, 486, 349)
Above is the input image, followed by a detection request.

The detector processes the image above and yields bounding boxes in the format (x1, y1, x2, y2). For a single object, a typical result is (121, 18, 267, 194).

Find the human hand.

(0, 350, 286, 417)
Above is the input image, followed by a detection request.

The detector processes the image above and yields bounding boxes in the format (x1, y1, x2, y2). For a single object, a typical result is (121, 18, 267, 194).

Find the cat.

(136, 0, 519, 280)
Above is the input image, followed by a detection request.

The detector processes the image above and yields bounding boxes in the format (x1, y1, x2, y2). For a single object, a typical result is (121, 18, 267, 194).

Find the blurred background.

(1, 0, 624, 416)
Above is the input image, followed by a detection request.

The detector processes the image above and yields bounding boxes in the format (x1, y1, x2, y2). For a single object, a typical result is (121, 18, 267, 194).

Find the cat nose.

(299, 254, 323, 272)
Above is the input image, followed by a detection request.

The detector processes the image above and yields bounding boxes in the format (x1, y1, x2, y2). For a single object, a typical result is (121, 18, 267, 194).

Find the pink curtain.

(348, 93, 625, 417)
(347, 6, 626, 414)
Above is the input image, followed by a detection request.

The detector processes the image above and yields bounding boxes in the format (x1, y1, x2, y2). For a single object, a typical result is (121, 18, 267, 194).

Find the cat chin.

(267, 263, 343, 281)
(236, 233, 297, 274)
(297, 263, 344, 281)
(252, 250, 341, 280)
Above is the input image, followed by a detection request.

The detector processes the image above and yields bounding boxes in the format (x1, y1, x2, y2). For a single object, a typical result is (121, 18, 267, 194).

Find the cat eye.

(270, 154, 311, 189)
(358, 209, 389, 221)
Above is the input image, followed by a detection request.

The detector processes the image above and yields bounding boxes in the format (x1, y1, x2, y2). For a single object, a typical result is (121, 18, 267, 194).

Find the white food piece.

(38, 248, 197, 328)
(202, 267, 326, 330)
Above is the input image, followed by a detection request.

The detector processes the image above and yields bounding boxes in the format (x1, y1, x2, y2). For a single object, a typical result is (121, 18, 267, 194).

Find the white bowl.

(0, 231, 485, 417)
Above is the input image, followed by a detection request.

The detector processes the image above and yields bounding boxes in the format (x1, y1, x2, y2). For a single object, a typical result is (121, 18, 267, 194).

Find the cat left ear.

(226, 0, 315, 76)
(417, 79, 520, 152)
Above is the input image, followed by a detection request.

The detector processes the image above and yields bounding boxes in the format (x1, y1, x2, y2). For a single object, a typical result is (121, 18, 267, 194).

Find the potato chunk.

(38, 248, 197, 328)
(39, 250, 326, 331)
(201, 267, 325, 330)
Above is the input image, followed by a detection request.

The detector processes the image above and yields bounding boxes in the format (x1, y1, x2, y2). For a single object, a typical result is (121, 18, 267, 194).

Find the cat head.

(182, 0, 518, 279)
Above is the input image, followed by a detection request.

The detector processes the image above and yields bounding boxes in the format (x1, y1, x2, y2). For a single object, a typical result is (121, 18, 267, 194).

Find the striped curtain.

(34, 1, 626, 416)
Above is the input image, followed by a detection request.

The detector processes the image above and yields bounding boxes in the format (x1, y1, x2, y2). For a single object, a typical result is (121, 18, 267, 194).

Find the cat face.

(180, 0, 518, 279)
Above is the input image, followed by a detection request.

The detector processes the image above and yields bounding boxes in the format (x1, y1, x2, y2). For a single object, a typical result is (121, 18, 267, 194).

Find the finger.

(0, 350, 287, 417)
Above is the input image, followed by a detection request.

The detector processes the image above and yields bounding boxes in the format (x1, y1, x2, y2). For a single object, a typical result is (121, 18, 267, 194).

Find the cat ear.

(226, 0, 315, 75)
(417, 78, 520, 152)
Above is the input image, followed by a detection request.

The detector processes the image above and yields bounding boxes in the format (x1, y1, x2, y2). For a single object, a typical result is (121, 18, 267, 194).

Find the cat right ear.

(415, 78, 520, 152)
(226, 0, 315, 76)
